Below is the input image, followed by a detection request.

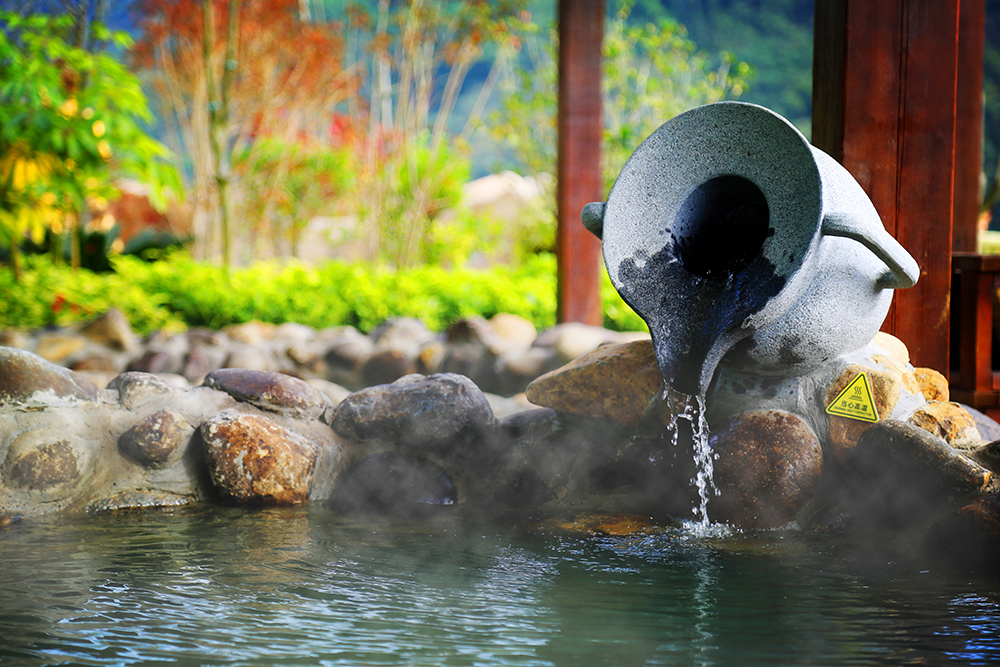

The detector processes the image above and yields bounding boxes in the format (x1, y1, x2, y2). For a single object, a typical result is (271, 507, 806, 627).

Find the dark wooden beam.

(556, 0, 604, 325)
(954, 0, 986, 253)
(813, 0, 960, 375)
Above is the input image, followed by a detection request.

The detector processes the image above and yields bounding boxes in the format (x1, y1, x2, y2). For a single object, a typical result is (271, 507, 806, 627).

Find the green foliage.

(0, 253, 649, 335)
(0, 10, 181, 278)
(357, 131, 473, 268)
(489, 0, 751, 248)
(0, 254, 186, 334)
(232, 136, 354, 259)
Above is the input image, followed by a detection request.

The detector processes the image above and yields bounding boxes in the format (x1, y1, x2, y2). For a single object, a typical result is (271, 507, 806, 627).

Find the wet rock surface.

(332, 373, 497, 454)
(119, 407, 192, 467)
(525, 339, 663, 428)
(203, 368, 331, 420)
(710, 410, 823, 530)
(0, 346, 102, 406)
(2, 310, 999, 553)
(202, 412, 319, 505)
(839, 420, 993, 529)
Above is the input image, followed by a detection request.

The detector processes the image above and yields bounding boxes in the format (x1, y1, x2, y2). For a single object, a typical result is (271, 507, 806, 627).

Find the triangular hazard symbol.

(825, 372, 879, 423)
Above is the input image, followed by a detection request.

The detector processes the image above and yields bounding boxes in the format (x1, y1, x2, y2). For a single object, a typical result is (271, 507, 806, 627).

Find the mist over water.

(2, 506, 1000, 666)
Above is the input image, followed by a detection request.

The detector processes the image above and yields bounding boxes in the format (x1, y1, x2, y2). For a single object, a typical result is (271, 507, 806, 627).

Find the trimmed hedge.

(0, 254, 649, 336)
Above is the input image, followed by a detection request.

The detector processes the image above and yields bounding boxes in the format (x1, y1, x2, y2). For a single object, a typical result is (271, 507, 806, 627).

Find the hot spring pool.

(1, 506, 998, 666)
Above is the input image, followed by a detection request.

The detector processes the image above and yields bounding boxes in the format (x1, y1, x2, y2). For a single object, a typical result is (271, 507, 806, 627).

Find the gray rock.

(323, 332, 373, 388)
(127, 349, 178, 375)
(369, 317, 435, 356)
(202, 368, 331, 420)
(108, 372, 178, 411)
(961, 403, 1000, 442)
(331, 373, 497, 455)
(0, 347, 102, 406)
(330, 452, 457, 515)
(361, 348, 417, 387)
(224, 345, 276, 372)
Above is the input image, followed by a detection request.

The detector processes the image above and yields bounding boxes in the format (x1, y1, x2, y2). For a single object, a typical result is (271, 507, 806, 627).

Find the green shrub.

(0, 253, 649, 336)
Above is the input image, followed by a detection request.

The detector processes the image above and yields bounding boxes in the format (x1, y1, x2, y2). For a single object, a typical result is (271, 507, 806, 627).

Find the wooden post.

(954, 0, 985, 253)
(556, 0, 604, 325)
(813, 0, 960, 374)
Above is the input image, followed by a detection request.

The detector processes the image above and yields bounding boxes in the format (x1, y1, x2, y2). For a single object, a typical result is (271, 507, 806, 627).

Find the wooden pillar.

(954, 0, 986, 253)
(813, 0, 960, 374)
(556, 0, 604, 325)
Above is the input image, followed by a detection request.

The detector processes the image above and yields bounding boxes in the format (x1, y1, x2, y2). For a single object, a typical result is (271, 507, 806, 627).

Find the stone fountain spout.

(584, 102, 920, 398)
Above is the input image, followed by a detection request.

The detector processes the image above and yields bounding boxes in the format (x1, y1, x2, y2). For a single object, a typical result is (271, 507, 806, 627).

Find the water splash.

(664, 388, 720, 535)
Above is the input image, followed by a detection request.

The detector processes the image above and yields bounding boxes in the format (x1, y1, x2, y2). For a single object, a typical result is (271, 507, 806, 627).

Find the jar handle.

(822, 215, 920, 289)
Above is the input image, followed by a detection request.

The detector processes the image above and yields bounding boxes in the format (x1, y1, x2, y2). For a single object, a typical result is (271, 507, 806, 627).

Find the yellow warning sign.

(826, 372, 879, 423)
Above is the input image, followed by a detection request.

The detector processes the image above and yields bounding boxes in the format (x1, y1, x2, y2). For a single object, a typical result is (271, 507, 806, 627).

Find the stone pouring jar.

(581, 101, 920, 398)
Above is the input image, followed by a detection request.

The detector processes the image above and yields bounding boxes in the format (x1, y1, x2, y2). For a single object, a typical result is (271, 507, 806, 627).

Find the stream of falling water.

(666, 389, 724, 536)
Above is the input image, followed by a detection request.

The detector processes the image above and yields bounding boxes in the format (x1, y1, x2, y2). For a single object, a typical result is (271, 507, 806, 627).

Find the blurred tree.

(489, 0, 751, 255)
(130, 0, 349, 265)
(0, 10, 180, 281)
(343, 0, 529, 268)
(232, 135, 353, 259)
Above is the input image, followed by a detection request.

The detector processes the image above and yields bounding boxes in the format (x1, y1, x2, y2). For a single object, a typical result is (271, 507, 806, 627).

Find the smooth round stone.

(0, 347, 101, 406)
(202, 368, 329, 419)
(118, 407, 192, 468)
(710, 409, 823, 530)
(79, 308, 138, 352)
(361, 349, 417, 387)
(331, 373, 496, 454)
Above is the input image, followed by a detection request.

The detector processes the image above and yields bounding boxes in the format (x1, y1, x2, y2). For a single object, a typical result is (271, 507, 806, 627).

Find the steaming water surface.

(2, 506, 999, 666)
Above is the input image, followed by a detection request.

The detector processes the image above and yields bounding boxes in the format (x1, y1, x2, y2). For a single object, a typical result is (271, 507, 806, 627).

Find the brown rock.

(540, 512, 662, 536)
(79, 308, 138, 352)
(362, 348, 417, 387)
(416, 340, 446, 375)
(35, 332, 86, 362)
(913, 367, 950, 402)
(710, 410, 824, 530)
(223, 320, 276, 345)
(201, 412, 318, 505)
(825, 364, 902, 464)
(1, 429, 96, 502)
(845, 420, 993, 528)
(0, 347, 101, 406)
(924, 495, 1000, 569)
(907, 401, 981, 450)
(70, 355, 117, 373)
(118, 407, 192, 467)
(525, 339, 663, 428)
(202, 368, 329, 419)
